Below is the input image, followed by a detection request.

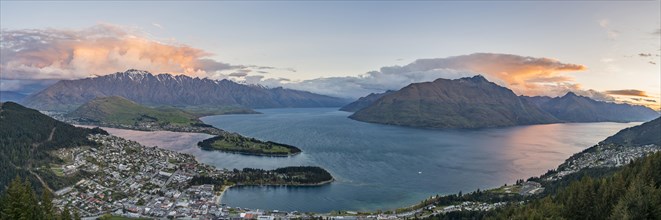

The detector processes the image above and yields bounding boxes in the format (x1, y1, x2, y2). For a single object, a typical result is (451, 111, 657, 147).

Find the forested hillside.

(424, 152, 661, 220)
(0, 102, 106, 193)
(0, 177, 81, 219)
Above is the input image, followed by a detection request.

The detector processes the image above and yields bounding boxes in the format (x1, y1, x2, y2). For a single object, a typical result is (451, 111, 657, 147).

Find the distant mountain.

(66, 96, 202, 126)
(0, 102, 106, 192)
(340, 90, 394, 112)
(529, 92, 659, 123)
(0, 91, 27, 102)
(349, 76, 559, 129)
(602, 117, 660, 146)
(23, 69, 348, 111)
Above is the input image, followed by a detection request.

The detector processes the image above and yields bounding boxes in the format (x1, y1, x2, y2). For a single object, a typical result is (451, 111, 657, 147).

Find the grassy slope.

(70, 96, 302, 156)
(67, 96, 201, 126)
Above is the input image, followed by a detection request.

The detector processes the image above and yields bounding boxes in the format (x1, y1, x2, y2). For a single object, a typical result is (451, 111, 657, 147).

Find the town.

(51, 134, 330, 219)
(544, 143, 661, 181)
(48, 133, 661, 220)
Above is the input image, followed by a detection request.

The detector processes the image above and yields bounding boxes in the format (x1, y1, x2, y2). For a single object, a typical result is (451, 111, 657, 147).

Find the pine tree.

(73, 208, 81, 220)
(42, 189, 55, 220)
(3, 177, 29, 219)
(22, 179, 41, 220)
(61, 205, 72, 220)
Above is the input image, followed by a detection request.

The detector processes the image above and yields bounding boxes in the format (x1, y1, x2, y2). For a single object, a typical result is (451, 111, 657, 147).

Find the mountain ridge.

(348, 76, 659, 129)
(524, 92, 658, 123)
(339, 90, 395, 112)
(23, 69, 349, 112)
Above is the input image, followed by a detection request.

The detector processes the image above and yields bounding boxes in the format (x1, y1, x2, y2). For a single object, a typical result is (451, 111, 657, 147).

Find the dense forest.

(0, 102, 106, 194)
(198, 134, 301, 156)
(0, 177, 81, 220)
(190, 166, 333, 190)
(425, 152, 661, 219)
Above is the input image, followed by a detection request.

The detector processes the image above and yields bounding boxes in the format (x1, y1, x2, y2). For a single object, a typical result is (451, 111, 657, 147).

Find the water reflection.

(83, 109, 640, 212)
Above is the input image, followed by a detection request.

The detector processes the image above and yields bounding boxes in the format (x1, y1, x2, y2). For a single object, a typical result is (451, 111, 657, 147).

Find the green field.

(198, 134, 301, 156)
(50, 166, 64, 177)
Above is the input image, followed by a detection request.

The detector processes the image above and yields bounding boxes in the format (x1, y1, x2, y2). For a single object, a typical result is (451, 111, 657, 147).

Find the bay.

(94, 108, 640, 213)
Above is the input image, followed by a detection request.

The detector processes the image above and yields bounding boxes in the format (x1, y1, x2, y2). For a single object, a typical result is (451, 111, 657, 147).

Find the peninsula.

(64, 96, 302, 156)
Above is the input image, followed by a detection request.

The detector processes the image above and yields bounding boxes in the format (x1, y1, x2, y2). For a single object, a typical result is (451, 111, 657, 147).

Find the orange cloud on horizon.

(605, 89, 650, 97)
(0, 24, 242, 80)
(405, 53, 588, 97)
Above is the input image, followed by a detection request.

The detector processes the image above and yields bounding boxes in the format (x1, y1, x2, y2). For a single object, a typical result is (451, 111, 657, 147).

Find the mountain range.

(23, 69, 348, 112)
(524, 92, 658, 123)
(346, 76, 659, 129)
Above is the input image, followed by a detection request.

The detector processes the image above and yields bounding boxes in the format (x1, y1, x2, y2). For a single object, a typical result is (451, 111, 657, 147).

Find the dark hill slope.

(0, 102, 106, 193)
(602, 117, 661, 146)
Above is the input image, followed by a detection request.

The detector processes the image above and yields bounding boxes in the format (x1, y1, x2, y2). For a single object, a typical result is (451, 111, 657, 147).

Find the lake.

(95, 108, 640, 213)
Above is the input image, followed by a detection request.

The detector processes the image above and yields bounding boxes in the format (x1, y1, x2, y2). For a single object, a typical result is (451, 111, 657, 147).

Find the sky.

(1, 1, 660, 109)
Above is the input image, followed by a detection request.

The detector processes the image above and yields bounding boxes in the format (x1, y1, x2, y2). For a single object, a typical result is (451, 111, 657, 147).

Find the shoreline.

(75, 123, 303, 157)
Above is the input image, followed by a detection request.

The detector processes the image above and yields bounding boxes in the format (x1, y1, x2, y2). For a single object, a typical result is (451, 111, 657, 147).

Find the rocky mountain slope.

(349, 75, 559, 128)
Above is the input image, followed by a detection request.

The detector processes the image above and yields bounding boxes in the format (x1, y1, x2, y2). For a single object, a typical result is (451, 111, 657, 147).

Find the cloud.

(0, 79, 58, 93)
(228, 72, 248, 77)
(0, 24, 253, 81)
(605, 89, 649, 97)
(152, 23, 163, 29)
(282, 68, 476, 98)
(267, 53, 593, 99)
(598, 19, 619, 40)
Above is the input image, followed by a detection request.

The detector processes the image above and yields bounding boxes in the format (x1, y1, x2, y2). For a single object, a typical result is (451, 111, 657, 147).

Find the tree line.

(425, 152, 661, 219)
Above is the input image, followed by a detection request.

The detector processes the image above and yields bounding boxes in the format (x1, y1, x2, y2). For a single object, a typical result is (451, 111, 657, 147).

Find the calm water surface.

(96, 108, 640, 212)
